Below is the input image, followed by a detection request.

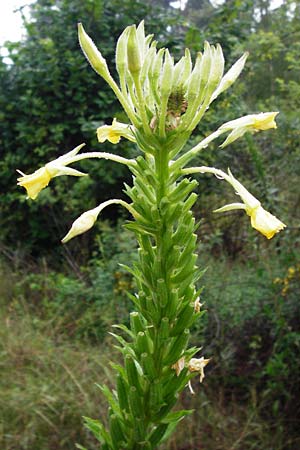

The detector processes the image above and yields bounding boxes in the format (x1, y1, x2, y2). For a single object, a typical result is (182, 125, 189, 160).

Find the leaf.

(83, 416, 111, 446)
(161, 409, 194, 424)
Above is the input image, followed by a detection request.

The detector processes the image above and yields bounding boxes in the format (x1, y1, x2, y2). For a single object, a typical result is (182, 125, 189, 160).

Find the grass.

(0, 247, 299, 450)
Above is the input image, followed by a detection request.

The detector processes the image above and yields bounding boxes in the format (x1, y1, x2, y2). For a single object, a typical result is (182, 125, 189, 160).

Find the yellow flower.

(253, 112, 277, 130)
(17, 167, 52, 200)
(249, 205, 286, 239)
(96, 118, 136, 144)
(219, 112, 278, 147)
(214, 169, 286, 239)
(17, 144, 87, 199)
(188, 357, 210, 383)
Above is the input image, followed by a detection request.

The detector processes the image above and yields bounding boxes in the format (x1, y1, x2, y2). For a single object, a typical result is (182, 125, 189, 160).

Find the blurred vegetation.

(0, 0, 299, 449)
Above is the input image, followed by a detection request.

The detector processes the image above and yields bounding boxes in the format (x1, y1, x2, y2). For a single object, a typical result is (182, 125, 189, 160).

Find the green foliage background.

(0, 0, 299, 449)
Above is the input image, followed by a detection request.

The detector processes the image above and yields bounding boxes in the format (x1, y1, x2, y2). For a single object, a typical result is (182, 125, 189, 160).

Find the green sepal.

(172, 220, 195, 245)
(168, 178, 198, 203)
(110, 414, 125, 450)
(141, 352, 157, 380)
(148, 423, 169, 447)
(152, 394, 178, 422)
(136, 331, 153, 355)
(116, 374, 130, 413)
(170, 302, 196, 336)
(163, 368, 189, 397)
(156, 278, 169, 307)
(171, 254, 197, 283)
(164, 287, 180, 320)
(149, 379, 164, 413)
(164, 202, 185, 223)
(177, 234, 197, 266)
(134, 176, 156, 203)
(125, 354, 143, 393)
(165, 245, 181, 271)
(124, 220, 157, 236)
(182, 192, 198, 213)
(128, 385, 144, 417)
(160, 317, 170, 339)
(130, 311, 145, 335)
(134, 130, 157, 155)
(145, 296, 161, 325)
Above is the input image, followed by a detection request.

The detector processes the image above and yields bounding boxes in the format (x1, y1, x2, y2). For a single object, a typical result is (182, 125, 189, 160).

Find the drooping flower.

(61, 207, 100, 244)
(17, 167, 52, 200)
(219, 112, 278, 147)
(248, 205, 287, 239)
(17, 144, 87, 199)
(62, 199, 140, 244)
(96, 118, 136, 144)
(214, 169, 286, 239)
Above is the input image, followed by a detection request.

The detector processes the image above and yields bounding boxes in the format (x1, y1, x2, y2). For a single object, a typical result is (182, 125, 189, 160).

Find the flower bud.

(211, 52, 248, 102)
(160, 49, 174, 97)
(78, 23, 109, 78)
(127, 25, 142, 75)
(116, 27, 129, 80)
(206, 44, 224, 97)
(187, 52, 202, 103)
(61, 207, 100, 243)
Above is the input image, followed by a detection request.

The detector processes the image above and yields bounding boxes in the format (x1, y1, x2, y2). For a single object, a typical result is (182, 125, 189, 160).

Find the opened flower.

(97, 118, 136, 144)
(214, 169, 286, 239)
(17, 144, 87, 199)
(219, 112, 278, 147)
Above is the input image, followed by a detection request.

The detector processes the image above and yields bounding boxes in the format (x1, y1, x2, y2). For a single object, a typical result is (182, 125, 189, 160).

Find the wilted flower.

(96, 118, 136, 144)
(194, 297, 203, 313)
(171, 356, 185, 376)
(188, 357, 210, 383)
(219, 112, 278, 147)
(17, 144, 87, 199)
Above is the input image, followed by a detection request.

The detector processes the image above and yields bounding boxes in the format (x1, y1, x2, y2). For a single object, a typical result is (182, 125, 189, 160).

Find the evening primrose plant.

(17, 21, 286, 450)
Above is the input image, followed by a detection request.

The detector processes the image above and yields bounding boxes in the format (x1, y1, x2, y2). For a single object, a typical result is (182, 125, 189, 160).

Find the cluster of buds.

(78, 21, 248, 149)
